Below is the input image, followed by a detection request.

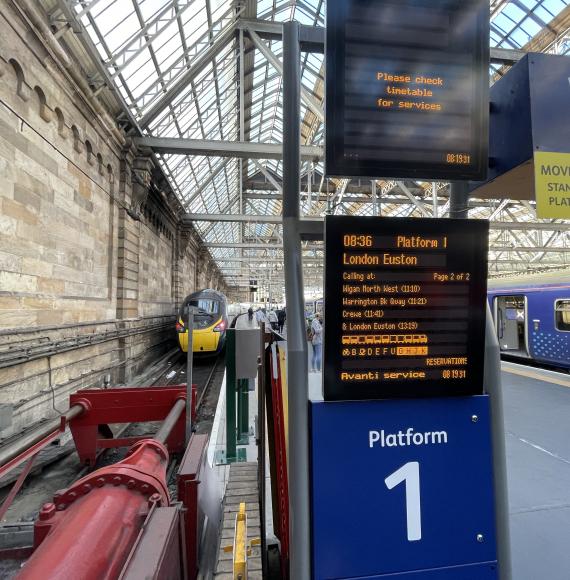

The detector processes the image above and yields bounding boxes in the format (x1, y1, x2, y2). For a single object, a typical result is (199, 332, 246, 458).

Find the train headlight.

(213, 321, 226, 332)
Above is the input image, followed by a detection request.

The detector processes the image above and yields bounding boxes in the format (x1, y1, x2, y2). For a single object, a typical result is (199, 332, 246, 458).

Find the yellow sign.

(534, 152, 570, 219)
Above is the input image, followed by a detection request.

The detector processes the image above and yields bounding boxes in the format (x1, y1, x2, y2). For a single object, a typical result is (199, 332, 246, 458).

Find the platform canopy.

(52, 0, 570, 297)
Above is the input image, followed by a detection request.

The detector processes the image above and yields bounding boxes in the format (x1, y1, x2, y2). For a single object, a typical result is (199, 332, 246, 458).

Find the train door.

(494, 295, 529, 356)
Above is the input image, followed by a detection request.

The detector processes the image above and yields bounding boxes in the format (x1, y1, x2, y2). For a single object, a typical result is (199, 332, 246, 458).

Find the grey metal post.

(452, 189, 512, 578)
(282, 20, 311, 580)
(308, 165, 313, 215)
(432, 182, 438, 218)
(185, 308, 194, 444)
(484, 305, 513, 580)
(449, 181, 470, 219)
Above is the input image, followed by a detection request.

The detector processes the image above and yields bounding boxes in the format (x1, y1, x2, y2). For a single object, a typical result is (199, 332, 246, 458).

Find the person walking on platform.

(242, 306, 257, 329)
(255, 308, 271, 332)
(255, 307, 264, 325)
(268, 309, 279, 331)
(277, 308, 286, 334)
(310, 313, 323, 372)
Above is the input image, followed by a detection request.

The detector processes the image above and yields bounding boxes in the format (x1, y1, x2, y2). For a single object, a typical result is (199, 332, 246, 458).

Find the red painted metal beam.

(69, 386, 194, 465)
(177, 434, 209, 580)
(0, 457, 36, 521)
(0, 415, 78, 479)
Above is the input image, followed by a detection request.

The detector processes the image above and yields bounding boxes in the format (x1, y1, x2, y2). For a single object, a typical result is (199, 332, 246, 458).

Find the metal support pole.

(282, 21, 311, 580)
(239, 28, 245, 267)
(308, 165, 313, 215)
(226, 328, 237, 462)
(432, 182, 438, 218)
(449, 181, 470, 219)
(154, 398, 187, 445)
(238, 378, 249, 443)
(484, 305, 513, 580)
(452, 181, 511, 579)
(372, 180, 378, 216)
(185, 308, 194, 444)
(237, 375, 243, 442)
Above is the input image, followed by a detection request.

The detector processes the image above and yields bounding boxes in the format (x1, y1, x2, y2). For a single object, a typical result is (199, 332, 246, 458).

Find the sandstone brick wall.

(0, 2, 232, 436)
(138, 205, 176, 318)
(0, 6, 119, 329)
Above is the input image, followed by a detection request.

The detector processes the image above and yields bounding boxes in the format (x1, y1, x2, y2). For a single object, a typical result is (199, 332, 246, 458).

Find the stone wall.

(0, 1, 230, 436)
(0, 32, 119, 328)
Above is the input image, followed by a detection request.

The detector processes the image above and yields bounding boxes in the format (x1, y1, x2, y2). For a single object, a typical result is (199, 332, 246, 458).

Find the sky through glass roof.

(69, 0, 570, 290)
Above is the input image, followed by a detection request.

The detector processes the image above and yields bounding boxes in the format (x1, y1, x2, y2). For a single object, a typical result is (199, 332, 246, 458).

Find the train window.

(189, 299, 220, 315)
(555, 300, 570, 332)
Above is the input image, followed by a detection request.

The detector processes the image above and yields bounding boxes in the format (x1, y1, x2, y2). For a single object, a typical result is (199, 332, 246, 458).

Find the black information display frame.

(323, 216, 489, 401)
(325, 0, 490, 181)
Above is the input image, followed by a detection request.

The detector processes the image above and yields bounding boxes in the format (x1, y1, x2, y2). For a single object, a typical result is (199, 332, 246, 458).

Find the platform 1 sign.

(323, 216, 489, 401)
(534, 152, 570, 219)
(325, 0, 489, 180)
(310, 396, 498, 579)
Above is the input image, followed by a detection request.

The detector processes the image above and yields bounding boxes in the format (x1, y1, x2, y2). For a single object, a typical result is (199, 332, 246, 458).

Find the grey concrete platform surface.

(214, 462, 262, 579)
(501, 362, 570, 580)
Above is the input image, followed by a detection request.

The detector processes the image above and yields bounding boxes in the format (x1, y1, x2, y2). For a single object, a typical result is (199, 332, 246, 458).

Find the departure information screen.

(325, 0, 489, 180)
(323, 216, 489, 401)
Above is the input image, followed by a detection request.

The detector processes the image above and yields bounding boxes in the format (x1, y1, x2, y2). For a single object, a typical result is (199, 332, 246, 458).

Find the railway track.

(154, 352, 226, 435)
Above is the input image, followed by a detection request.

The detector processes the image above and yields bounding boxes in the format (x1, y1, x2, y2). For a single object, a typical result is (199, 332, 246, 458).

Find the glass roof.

(69, 0, 570, 290)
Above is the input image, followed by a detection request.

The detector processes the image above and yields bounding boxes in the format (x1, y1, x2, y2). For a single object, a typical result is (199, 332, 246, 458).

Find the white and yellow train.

(176, 289, 228, 355)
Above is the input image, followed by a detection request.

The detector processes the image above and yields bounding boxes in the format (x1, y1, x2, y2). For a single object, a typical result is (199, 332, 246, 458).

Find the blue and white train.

(487, 270, 570, 370)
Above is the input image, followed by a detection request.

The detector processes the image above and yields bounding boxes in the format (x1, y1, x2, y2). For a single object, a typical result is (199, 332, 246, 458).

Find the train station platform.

(203, 316, 263, 578)
(500, 362, 570, 580)
(202, 320, 570, 579)
(307, 360, 570, 580)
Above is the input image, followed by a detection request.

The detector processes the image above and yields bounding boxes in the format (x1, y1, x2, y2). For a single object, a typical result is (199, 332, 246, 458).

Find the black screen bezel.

(323, 216, 489, 401)
(325, 0, 490, 180)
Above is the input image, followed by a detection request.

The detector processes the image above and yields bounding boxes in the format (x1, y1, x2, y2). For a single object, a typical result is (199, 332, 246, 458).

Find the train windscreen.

(188, 299, 220, 315)
(180, 297, 222, 329)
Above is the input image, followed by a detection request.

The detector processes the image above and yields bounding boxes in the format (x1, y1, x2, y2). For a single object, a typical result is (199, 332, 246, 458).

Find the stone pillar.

(196, 251, 207, 290)
(115, 148, 154, 382)
(174, 227, 192, 307)
(116, 145, 141, 321)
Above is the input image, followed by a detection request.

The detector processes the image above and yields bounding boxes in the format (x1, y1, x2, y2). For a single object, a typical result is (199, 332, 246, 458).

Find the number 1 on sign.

(385, 461, 422, 541)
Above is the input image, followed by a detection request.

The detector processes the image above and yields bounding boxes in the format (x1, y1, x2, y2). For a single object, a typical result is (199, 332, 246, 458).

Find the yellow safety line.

(234, 502, 247, 580)
(502, 363, 570, 389)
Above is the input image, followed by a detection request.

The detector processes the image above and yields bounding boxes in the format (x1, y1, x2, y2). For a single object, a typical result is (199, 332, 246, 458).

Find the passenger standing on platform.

(277, 308, 286, 334)
(243, 307, 257, 328)
(268, 309, 279, 331)
(310, 313, 323, 372)
(255, 308, 271, 332)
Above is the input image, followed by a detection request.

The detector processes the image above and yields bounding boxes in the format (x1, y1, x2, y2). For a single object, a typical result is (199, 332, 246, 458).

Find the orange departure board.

(323, 216, 489, 400)
(326, 0, 489, 180)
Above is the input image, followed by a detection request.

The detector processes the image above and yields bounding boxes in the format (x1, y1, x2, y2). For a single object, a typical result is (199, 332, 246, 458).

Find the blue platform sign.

(310, 396, 498, 579)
